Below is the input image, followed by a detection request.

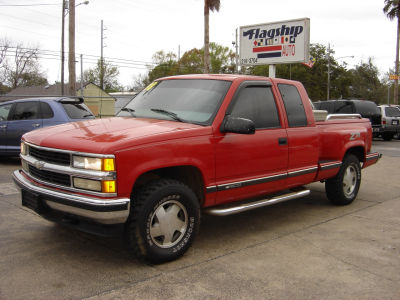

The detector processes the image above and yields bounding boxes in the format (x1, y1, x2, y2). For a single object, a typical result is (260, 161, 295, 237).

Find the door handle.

(32, 123, 41, 128)
(278, 137, 287, 145)
(0, 125, 6, 129)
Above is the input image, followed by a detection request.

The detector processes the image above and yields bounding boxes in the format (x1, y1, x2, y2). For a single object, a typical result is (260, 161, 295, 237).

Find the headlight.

(73, 156, 115, 171)
(73, 178, 116, 193)
(21, 142, 27, 155)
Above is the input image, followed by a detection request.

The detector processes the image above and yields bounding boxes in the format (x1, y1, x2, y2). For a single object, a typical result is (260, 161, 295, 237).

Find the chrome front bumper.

(13, 170, 130, 225)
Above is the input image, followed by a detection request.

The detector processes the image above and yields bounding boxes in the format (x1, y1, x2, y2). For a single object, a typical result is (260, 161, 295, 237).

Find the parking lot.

(0, 140, 399, 299)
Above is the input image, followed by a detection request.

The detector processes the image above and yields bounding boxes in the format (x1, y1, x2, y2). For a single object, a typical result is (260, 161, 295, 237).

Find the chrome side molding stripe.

(206, 166, 318, 193)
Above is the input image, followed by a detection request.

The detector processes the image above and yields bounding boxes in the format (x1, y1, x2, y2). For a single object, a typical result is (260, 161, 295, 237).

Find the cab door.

(214, 81, 288, 205)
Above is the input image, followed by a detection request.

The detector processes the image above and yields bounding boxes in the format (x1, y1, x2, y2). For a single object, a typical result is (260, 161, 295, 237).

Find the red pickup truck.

(13, 74, 381, 263)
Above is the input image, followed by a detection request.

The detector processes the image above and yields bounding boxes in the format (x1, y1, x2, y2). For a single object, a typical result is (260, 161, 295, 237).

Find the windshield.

(117, 79, 231, 125)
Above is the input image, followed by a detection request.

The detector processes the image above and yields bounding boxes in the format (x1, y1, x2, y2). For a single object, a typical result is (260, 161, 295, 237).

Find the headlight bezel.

(72, 155, 115, 172)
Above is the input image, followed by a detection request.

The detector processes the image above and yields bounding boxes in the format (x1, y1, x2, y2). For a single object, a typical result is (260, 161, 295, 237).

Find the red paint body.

(22, 75, 378, 208)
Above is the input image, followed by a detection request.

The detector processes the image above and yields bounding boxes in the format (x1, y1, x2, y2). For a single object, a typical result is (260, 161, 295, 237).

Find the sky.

(0, 0, 397, 88)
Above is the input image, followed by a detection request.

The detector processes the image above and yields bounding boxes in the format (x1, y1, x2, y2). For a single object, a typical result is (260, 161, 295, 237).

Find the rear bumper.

(13, 170, 130, 225)
(373, 126, 400, 133)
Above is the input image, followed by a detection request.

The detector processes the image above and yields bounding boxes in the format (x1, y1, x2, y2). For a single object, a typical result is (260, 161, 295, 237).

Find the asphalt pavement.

(0, 140, 399, 299)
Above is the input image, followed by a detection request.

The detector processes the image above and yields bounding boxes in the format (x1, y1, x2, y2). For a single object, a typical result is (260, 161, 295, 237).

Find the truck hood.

(23, 117, 212, 154)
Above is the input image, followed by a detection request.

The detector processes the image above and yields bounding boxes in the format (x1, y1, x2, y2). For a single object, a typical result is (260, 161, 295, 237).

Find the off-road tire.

(325, 154, 361, 205)
(125, 179, 200, 264)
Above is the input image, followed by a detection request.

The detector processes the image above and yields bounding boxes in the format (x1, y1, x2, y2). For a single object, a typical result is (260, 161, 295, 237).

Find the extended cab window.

(230, 86, 280, 129)
(278, 84, 307, 127)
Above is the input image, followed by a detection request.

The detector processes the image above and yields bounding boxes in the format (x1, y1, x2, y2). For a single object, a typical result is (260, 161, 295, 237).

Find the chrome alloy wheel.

(149, 200, 188, 248)
(343, 165, 357, 197)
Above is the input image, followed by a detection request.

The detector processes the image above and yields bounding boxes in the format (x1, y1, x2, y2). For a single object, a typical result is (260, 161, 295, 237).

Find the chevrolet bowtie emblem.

(34, 161, 45, 170)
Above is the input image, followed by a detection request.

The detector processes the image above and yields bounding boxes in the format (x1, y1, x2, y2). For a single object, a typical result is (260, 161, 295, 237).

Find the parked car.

(14, 75, 380, 263)
(313, 99, 384, 137)
(378, 105, 400, 140)
(0, 97, 95, 155)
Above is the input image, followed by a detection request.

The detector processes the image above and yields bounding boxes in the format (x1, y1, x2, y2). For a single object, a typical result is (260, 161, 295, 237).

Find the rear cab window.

(278, 84, 307, 127)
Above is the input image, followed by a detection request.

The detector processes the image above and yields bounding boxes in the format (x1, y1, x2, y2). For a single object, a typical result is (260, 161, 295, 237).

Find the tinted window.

(230, 86, 280, 129)
(334, 101, 353, 113)
(278, 84, 307, 127)
(353, 101, 380, 117)
(11, 102, 40, 120)
(0, 104, 12, 121)
(385, 107, 400, 117)
(40, 102, 54, 119)
(117, 79, 231, 125)
(319, 102, 332, 112)
(62, 103, 95, 119)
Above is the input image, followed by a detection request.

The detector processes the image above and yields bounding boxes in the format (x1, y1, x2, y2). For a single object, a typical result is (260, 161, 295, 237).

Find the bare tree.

(0, 39, 47, 89)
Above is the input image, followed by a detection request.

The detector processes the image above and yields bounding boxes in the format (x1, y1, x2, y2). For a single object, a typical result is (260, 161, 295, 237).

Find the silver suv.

(377, 105, 400, 141)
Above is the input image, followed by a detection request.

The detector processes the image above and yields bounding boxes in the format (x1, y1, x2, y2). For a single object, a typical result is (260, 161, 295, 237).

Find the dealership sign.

(240, 18, 310, 66)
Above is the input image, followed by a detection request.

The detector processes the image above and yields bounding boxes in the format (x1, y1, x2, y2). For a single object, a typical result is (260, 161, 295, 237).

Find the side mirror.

(220, 116, 255, 134)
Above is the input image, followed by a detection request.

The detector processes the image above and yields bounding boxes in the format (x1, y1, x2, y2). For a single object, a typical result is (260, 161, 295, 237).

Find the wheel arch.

(130, 165, 206, 205)
(343, 146, 365, 163)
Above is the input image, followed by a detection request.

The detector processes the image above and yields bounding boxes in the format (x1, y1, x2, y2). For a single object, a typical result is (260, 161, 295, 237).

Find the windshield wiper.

(120, 107, 136, 117)
(150, 108, 185, 122)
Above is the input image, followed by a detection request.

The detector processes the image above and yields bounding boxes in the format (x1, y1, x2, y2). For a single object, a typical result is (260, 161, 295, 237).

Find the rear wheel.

(382, 132, 393, 141)
(325, 154, 361, 205)
(125, 179, 200, 264)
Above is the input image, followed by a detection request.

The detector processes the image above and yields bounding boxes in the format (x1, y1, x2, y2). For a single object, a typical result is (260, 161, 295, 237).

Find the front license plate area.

(392, 120, 399, 125)
(22, 190, 43, 212)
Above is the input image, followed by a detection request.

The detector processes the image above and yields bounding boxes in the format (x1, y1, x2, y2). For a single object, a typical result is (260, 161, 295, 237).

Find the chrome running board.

(204, 187, 310, 216)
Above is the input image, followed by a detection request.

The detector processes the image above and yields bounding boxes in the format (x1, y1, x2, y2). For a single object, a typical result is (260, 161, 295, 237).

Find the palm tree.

(204, 0, 220, 73)
(384, 0, 400, 105)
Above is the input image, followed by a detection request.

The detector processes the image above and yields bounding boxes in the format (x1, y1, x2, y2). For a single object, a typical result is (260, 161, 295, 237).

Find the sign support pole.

(269, 65, 276, 78)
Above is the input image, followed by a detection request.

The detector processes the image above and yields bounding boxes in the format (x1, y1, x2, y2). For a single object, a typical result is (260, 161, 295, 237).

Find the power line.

(0, 45, 157, 66)
(0, 3, 60, 7)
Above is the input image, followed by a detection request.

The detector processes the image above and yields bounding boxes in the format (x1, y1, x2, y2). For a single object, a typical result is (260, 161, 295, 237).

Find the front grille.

(29, 146, 71, 166)
(29, 165, 71, 187)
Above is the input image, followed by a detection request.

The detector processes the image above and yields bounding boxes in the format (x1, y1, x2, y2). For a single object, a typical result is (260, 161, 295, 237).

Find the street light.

(61, 0, 89, 96)
(326, 43, 354, 100)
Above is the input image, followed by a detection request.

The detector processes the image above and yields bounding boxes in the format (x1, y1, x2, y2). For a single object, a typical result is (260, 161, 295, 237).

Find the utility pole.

(61, 0, 66, 95)
(68, 0, 76, 96)
(327, 43, 330, 100)
(100, 20, 104, 90)
(80, 54, 84, 96)
(235, 28, 239, 74)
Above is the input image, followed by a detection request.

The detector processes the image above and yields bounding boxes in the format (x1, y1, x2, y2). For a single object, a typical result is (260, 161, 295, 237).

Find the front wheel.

(325, 154, 361, 205)
(125, 179, 200, 264)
